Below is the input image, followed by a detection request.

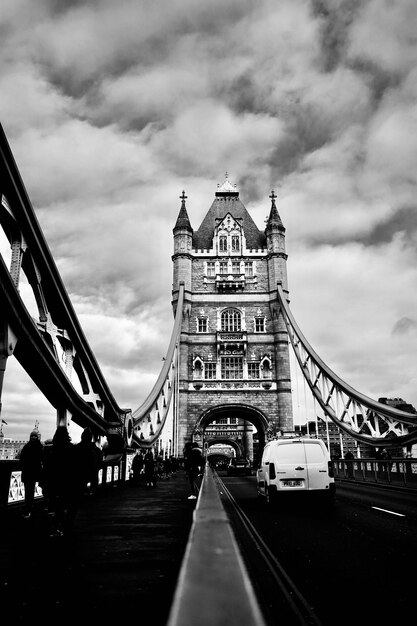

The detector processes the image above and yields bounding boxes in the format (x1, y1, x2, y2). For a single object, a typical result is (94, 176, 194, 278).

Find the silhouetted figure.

(186, 442, 205, 500)
(344, 450, 354, 477)
(42, 426, 76, 536)
(144, 449, 156, 487)
(131, 450, 144, 484)
(74, 427, 101, 497)
(19, 430, 44, 518)
(163, 456, 172, 479)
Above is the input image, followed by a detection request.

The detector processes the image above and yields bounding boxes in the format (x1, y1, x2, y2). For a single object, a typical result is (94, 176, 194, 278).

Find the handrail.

(167, 466, 266, 626)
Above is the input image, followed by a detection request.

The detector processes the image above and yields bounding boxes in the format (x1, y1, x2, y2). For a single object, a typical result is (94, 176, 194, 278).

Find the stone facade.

(172, 180, 293, 458)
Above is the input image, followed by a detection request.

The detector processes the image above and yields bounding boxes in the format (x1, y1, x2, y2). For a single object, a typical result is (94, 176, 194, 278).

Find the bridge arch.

(206, 438, 240, 456)
(194, 403, 269, 461)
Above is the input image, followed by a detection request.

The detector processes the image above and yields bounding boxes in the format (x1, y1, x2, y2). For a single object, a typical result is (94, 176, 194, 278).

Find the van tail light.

(269, 462, 276, 480)
(328, 461, 334, 478)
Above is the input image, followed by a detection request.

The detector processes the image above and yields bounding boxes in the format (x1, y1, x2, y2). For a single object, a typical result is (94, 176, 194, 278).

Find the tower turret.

(265, 190, 288, 292)
(172, 191, 193, 295)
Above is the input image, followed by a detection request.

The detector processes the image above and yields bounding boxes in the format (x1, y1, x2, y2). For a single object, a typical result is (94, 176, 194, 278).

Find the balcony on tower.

(215, 272, 246, 291)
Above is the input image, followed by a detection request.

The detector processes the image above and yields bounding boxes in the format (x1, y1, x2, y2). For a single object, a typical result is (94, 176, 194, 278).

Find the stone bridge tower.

(172, 176, 293, 460)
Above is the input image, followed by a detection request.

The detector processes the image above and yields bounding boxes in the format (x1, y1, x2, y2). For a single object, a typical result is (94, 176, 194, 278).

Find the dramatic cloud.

(1, 0, 417, 440)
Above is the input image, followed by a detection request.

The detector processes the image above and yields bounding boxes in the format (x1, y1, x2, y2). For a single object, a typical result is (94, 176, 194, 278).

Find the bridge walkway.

(0, 472, 195, 624)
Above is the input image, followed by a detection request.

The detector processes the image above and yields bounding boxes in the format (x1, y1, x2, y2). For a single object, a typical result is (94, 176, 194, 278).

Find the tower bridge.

(1, 123, 417, 460)
(2, 123, 417, 624)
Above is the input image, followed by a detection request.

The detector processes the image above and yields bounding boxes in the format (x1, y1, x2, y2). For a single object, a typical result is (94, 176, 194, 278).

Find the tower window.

(255, 317, 265, 333)
(248, 362, 260, 379)
(219, 261, 228, 274)
(219, 236, 227, 253)
(232, 261, 240, 274)
(244, 262, 253, 277)
(207, 262, 215, 277)
(204, 362, 216, 379)
(231, 235, 240, 251)
(221, 309, 241, 332)
(198, 318, 208, 333)
(221, 357, 243, 379)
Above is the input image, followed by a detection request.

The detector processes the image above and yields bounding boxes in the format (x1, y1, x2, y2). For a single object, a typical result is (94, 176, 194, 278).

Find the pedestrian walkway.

(0, 471, 195, 624)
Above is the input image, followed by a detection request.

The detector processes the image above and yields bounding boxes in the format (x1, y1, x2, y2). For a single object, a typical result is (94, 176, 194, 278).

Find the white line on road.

(372, 506, 405, 517)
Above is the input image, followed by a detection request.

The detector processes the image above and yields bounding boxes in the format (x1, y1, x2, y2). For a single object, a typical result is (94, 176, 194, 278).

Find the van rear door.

(303, 441, 329, 490)
(275, 440, 308, 490)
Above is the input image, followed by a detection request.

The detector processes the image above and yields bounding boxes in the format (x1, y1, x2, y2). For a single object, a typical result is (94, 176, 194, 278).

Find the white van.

(256, 437, 335, 505)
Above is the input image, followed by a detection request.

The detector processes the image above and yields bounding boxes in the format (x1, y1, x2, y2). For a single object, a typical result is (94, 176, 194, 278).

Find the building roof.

(193, 178, 266, 250)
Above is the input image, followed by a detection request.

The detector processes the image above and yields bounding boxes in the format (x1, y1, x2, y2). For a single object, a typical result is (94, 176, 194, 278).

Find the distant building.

(0, 437, 25, 460)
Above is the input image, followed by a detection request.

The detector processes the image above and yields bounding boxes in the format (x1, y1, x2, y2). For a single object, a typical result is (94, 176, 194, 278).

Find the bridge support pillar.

(0, 322, 17, 420)
(56, 407, 68, 429)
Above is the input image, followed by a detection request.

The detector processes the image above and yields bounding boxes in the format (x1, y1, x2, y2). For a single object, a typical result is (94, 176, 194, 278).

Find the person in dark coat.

(186, 442, 205, 500)
(42, 425, 76, 536)
(73, 427, 101, 496)
(19, 429, 44, 518)
(144, 449, 156, 487)
(131, 450, 144, 485)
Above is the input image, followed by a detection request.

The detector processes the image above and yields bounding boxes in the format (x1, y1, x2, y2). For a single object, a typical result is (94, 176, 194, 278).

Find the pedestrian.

(144, 448, 156, 487)
(19, 429, 44, 518)
(131, 450, 144, 485)
(344, 450, 354, 478)
(163, 456, 172, 479)
(73, 427, 101, 500)
(186, 442, 205, 500)
(42, 425, 77, 537)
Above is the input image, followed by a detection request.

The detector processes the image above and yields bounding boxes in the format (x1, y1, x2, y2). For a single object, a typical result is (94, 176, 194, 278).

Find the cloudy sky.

(1, 0, 417, 442)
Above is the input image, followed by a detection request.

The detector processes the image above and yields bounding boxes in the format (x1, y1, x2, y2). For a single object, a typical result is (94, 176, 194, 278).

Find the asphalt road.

(219, 473, 417, 626)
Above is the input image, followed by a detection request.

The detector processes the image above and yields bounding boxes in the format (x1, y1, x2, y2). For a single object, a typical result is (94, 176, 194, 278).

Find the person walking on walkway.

(131, 450, 144, 485)
(144, 448, 156, 487)
(42, 425, 77, 536)
(71, 427, 101, 520)
(186, 442, 205, 500)
(19, 429, 44, 518)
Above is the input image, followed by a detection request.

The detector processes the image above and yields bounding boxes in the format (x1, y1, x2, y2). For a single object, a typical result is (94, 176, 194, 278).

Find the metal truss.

(0, 124, 131, 444)
(277, 284, 417, 448)
(131, 283, 184, 452)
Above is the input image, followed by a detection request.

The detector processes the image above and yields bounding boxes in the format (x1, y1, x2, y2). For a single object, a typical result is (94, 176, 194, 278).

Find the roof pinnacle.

(180, 190, 187, 206)
(265, 189, 284, 231)
(174, 190, 192, 232)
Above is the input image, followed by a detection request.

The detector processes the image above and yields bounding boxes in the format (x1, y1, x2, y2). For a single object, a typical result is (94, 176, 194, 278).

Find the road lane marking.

(372, 506, 405, 517)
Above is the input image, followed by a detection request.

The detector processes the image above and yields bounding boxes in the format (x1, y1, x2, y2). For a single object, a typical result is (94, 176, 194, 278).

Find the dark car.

(227, 458, 252, 476)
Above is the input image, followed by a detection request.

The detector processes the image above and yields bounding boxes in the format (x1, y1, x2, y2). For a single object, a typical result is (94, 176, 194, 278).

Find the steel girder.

(131, 283, 184, 450)
(0, 124, 131, 443)
(277, 284, 417, 448)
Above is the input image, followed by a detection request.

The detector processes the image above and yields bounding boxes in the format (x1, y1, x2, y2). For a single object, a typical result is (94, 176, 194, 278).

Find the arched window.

(221, 309, 241, 332)
(219, 236, 227, 252)
(231, 235, 240, 251)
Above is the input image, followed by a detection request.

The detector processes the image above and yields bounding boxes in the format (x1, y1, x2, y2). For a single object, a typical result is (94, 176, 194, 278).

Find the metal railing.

(0, 457, 128, 510)
(332, 458, 417, 490)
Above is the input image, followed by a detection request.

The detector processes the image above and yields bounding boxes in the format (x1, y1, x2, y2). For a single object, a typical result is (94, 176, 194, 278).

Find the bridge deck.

(0, 473, 195, 623)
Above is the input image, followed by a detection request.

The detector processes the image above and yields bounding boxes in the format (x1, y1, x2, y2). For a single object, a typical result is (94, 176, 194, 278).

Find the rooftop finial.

(180, 190, 187, 207)
(216, 173, 239, 196)
(269, 190, 277, 207)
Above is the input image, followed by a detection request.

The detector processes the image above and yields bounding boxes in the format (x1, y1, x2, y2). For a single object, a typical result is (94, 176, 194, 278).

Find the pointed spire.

(174, 190, 193, 232)
(266, 189, 284, 230)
